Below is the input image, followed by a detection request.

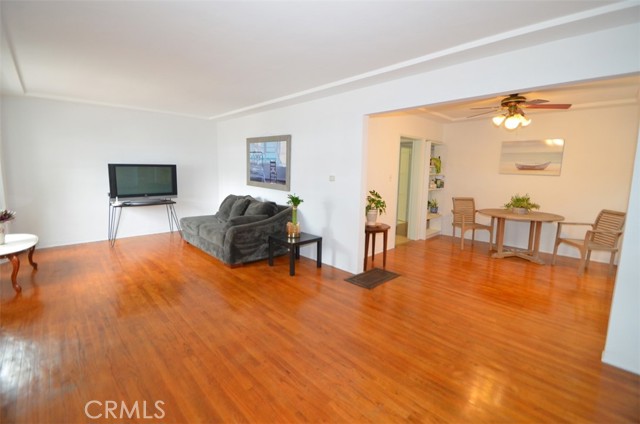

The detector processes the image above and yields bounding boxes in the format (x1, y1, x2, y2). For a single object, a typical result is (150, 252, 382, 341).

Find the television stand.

(108, 198, 181, 246)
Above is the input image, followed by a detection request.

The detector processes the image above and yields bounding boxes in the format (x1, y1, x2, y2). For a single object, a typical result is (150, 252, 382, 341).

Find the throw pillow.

(245, 201, 278, 217)
(229, 198, 250, 218)
(217, 194, 239, 220)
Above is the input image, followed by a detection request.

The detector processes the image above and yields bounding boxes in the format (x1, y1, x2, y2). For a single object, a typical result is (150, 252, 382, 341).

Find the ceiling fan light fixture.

(495, 109, 531, 130)
(473, 94, 571, 129)
(492, 115, 506, 126)
(504, 115, 521, 130)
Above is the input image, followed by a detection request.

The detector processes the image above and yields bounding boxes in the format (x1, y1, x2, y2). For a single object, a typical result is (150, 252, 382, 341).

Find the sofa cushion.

(198, 221, 231, 247)
(180, 215, 219, 235)
(228, 214, 269, 226)
(245, 200, 278, 217)
(217, 194, 240, 221)
(229, 198, 251, 218)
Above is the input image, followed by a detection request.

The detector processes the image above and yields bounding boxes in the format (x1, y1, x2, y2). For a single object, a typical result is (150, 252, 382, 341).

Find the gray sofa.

(180, 194, 292, 266)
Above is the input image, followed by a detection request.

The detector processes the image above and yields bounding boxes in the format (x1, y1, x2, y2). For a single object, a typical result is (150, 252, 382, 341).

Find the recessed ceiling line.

(1, 16, 27, 95)
(12, 92, 211, 120)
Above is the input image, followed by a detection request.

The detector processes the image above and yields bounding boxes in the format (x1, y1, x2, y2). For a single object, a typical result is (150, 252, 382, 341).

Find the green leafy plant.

(0, 209, 16, 222)
(287, 193, 304, 207)
(366, 190, 386, 215)
(504, 194, 540, 211)
(287, 194, 304, 224)
(428, 198, 438, 208)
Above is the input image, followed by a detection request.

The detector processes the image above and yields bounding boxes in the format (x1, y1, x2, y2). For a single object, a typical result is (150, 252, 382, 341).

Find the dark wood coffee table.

(268, 232, 322, 276)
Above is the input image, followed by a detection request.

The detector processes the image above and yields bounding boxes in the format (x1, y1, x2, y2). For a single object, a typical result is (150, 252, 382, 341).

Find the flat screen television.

(108, 164, 177, 201)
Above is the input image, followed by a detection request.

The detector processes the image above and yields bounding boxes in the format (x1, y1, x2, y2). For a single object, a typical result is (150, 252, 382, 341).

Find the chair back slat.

(592, 209, 626, 247)
(452, 197, 476, 225)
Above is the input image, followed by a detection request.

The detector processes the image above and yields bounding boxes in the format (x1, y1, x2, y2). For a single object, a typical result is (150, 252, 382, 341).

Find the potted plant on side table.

(365, 190, 386, 226)
(504, 193, 540, 214)
(287, 193, 304, 237)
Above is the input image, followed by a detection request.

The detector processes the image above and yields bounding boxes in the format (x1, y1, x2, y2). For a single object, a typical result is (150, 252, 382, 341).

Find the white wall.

(0, 97, 217, 247)
(366, 114, 443, 250)
(217, 95, 367, 272)
(443, 105, 638, 262)
(0, 106, 6, 208)
(602, 103, 640, 375)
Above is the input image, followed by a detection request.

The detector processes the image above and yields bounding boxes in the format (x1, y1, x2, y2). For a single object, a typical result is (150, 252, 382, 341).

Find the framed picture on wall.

(246, 134, 291, 191)
(499, 139, 565, 176)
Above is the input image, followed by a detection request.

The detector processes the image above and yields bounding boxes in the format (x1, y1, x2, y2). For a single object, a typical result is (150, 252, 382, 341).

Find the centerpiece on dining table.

(504, 194, 540, 215)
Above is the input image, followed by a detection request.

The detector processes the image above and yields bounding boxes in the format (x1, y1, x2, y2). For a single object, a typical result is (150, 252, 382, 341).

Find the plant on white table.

(0, 209, 16, 244)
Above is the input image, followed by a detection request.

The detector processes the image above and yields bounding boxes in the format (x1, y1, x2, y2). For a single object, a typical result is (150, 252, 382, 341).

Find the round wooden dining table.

(478, 209, 564, 264)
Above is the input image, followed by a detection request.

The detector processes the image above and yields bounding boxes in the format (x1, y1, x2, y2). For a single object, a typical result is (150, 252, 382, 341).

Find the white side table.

(0, 234, 38, 292)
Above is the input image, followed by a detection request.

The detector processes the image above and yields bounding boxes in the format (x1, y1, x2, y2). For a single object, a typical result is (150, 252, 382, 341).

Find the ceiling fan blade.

(470, 106, 499, 110)
(523, 98, 549, 105)
(467, 110, 499, 118)
(524, 103, 572, 109)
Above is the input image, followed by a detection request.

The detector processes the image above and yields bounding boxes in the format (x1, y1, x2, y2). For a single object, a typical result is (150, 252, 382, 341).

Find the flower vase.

(287, 222, 301, 238)
(287, 206, 301, 237)
(0, 223, 5, 245)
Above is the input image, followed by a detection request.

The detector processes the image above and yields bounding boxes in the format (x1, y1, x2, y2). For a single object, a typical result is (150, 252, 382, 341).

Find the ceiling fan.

(468, 93, 572, 130)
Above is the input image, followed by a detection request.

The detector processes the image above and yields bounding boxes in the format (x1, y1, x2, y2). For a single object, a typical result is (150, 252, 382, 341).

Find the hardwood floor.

(1, 233, 638, 423)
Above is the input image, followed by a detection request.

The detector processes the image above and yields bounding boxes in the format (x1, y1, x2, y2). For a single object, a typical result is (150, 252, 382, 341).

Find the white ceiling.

(1, 1, 639, 121)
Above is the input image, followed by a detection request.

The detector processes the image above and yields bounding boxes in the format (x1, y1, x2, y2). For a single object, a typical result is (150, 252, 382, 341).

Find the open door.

(396, 139, 414, 244)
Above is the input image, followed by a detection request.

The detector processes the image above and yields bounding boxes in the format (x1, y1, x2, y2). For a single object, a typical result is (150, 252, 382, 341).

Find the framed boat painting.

(499, 139, 565, 176)
(246, 134, 291, 191)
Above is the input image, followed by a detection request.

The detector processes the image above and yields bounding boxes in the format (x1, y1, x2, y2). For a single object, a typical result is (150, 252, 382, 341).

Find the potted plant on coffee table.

(504, 193, 540, 214)
(365, 190, 386, 226)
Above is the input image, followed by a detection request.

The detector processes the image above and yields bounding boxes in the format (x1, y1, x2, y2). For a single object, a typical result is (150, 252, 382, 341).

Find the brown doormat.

(345, 268, 400, 289)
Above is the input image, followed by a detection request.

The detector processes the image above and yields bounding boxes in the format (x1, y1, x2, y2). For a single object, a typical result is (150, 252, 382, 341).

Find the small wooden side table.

(364, 223, 390, 271)
(0, 233, 39, 293)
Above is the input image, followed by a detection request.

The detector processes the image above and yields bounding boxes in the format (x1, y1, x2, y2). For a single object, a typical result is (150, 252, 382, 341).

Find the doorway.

(396, 139, 414, 244)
